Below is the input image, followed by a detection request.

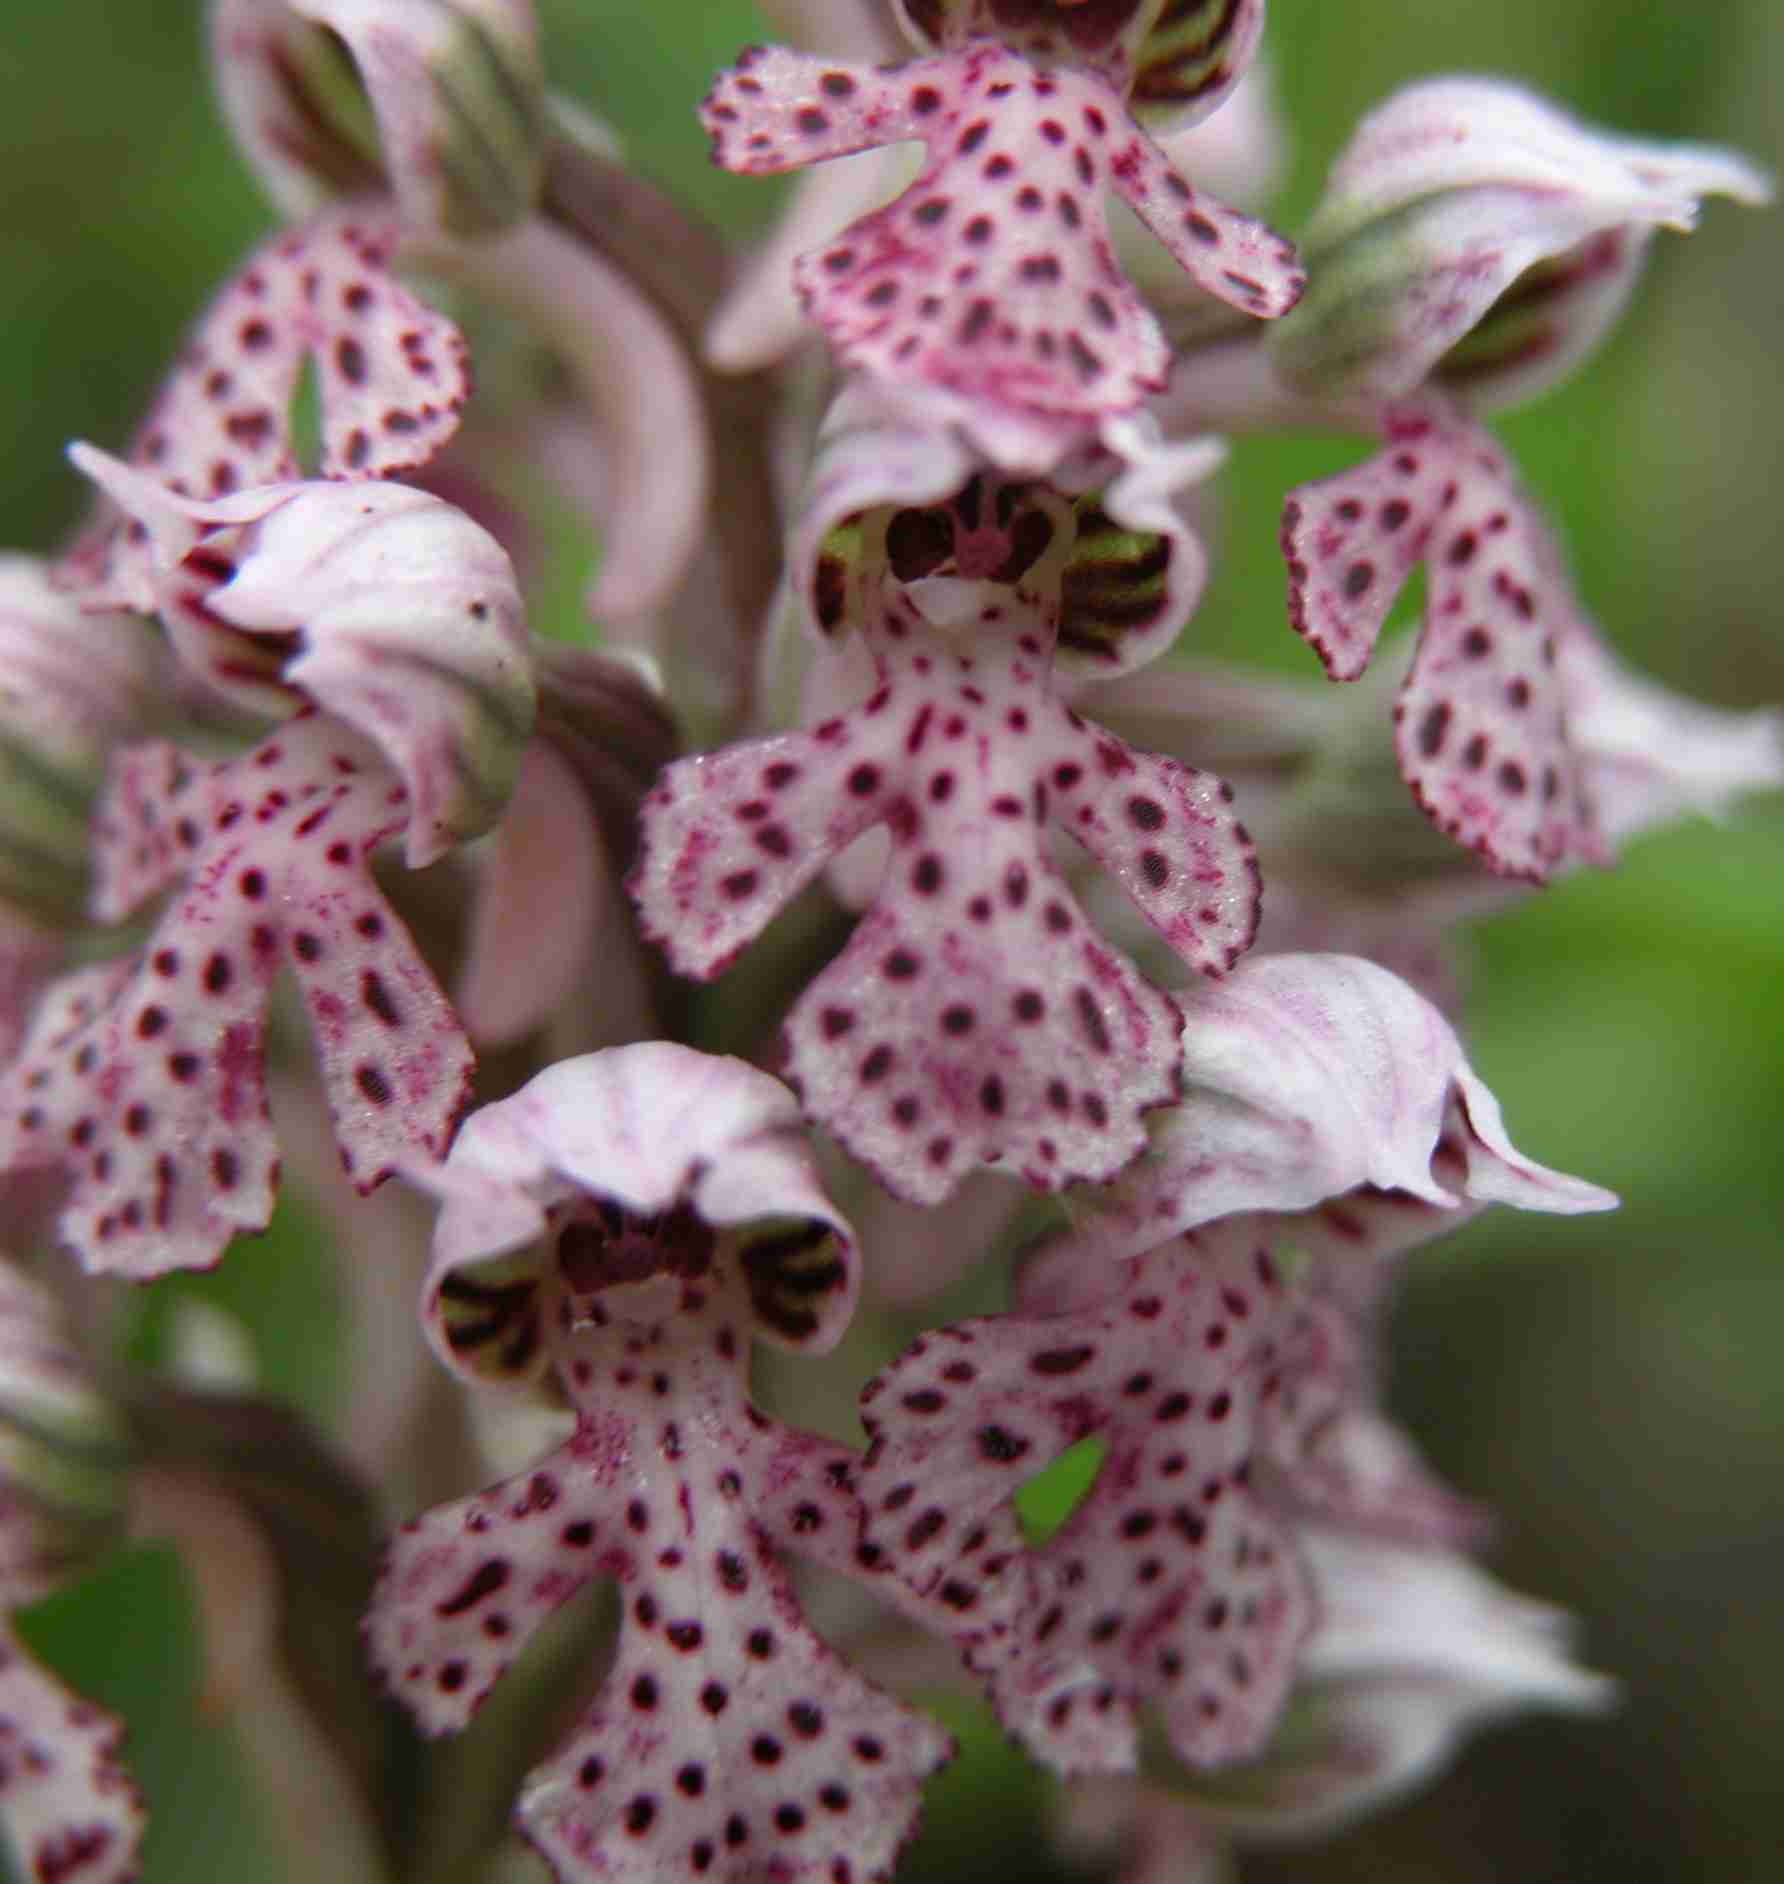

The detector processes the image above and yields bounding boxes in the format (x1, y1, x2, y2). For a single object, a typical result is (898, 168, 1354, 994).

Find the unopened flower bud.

(0, 557, 161, 926)
(1270, 78, 1770, 411)
(71, 448, 535, 868)
(211, 0, 547, 237)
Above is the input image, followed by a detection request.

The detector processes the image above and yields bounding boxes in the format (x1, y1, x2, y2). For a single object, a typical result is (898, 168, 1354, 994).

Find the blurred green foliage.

(0, 1, 1778, 1879)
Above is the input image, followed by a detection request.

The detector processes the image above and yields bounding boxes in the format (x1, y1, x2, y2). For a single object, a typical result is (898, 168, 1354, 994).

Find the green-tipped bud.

(211, 0, 547, 238)
(1270, 78, 1770, 413)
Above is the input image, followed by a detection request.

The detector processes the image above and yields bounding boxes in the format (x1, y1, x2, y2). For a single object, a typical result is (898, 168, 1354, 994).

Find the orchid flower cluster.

(0, 3, 1774, 1881)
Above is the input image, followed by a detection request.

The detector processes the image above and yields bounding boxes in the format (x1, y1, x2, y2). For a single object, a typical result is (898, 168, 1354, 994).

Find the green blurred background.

(1, 1, 1779, 1878)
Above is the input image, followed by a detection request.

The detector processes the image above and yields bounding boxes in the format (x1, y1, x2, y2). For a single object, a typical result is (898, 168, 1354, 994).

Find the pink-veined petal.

(0, 714, 472, 1277)
(1274, 76, 1772, 409)
(1561, 633, 1784, 850)
(71, 451, 537, 868)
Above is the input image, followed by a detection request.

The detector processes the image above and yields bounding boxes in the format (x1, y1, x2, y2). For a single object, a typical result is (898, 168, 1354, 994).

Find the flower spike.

(702, 40, 1301, 464)
(371, 1048, 951, 1882)
(632, 485, 1258, 1204)
(0, 713, 474, 1278)
(66, 207, 470, 613)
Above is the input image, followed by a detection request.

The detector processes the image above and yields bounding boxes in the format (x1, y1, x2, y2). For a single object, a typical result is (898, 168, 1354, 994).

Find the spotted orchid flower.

(1076, 637, 1784, 1006)
(368, 1046, 953, 1883)
(1149, 84, 1768, 882)
(1056, 1530, 1608, 1878)
(210, 0, 547, 239)
(0, 450, 531, 1277)
(0, 712, 475, 1277)
(852, 1217, 1434, 1779)
(853, 960, 1608, 1779)
(64, 207, 471, 615)
(632, 465, 1260, 1205)
(701, 19, 1301, 471)
(0, 1262, 141, 1884)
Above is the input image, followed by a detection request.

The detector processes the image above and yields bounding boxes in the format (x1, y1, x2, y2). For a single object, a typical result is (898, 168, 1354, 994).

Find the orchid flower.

(701, 0, 1301, 472)
(632, 453, 1261, 1204)
(852, 952, 1608, 1777)
(0, 1262, 141, 1884)
(0, 445, 533, 1277)
(1057, 1530, 1609, 1878)
(368, 1045, 952, 1883)
(62, 207, 472, 615)
(1157, 79, 1769, 882)
(1075, 637, 1784, 1006)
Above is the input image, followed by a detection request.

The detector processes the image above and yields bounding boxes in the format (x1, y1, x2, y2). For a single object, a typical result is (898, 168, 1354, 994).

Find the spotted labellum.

(0, 713, 475, 1276)
(632, 480, 1259, 1204)
(856, 1220, 1366, 1776)
(370, 1046, 952, 1882)
(1281, 407, 1611, 881)
(65, 207, 470, 612)
(702, 36, 1302, 467)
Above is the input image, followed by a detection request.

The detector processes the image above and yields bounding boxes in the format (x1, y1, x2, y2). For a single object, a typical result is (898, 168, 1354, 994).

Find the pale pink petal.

(1190, 1528, 1612, 1839)
(420, 1046, 859, 1386)
(1274, 76, 1770, 408)
(1069, 953, 1613, 1261)
(73, 450, 536, 868)
(210, 0, 545, 236)
(0, 715, 472, 1277)
(1560, 634, 1784, 849)
(632, 581, 1256, 1202)
(371, 1258, 950, 1880)
(455, 742, 607, 1049)
(1283, 412, 1603, 881)
(0, 1635, 143, 1884)
(858, 1229, 1321, 1774)
(408, 213, 711, 627)
(702, 43, 1299, 455)
(66, 209, 469, 612)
